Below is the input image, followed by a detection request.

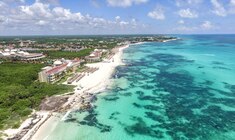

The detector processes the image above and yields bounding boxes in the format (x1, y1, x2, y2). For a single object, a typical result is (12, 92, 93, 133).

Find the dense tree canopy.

(0, 63, 73, 129)
(41, 49, 94, 59)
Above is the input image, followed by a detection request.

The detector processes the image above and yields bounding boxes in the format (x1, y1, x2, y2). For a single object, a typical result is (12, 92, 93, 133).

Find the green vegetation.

(0, 63, 74, 130)
(42, 49, 94, 59)
(56, 73, 73, 84)
(76, 65, 86, 73)
(0, 132, 6, 140)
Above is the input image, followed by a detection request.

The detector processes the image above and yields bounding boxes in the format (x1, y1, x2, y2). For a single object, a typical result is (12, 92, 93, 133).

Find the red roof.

(46, 63, 68, 75)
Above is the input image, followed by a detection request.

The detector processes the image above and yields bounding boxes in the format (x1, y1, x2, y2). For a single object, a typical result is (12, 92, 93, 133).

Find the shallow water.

(47, 35, 235, 140)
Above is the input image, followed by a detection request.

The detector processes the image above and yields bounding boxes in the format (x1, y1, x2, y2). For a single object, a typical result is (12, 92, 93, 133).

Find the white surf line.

(43, 135, 49, 140)
(163, 38, 179, 42)
(61, 110, 71, 121)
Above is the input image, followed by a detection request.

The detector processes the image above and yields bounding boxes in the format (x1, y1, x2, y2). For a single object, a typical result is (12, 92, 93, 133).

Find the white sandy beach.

(29, 113, 61, 140)
(2, 44, 129, 140)
(29, 44, 129, 140)
(162, 38, 179, 42)
(2, 40, 174, 140)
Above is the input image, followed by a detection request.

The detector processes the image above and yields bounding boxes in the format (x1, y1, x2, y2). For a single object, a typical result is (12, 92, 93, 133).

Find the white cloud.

(200, 21, 214, 30)
(38, 0, 60, 6)
(178, 20, 184, 24)
(131, 18, 137, 28)
(175, 21, 216, 32)
(0, 16, 6, 23)
(148, 6, 165, 20)
(36, 20, 48, 25)
(0, 1, 6, 8)
(211, 0, 227, 17)
(176, 0, 203, 7)
(210, 0, 235, 16)
(178, 8, 198, 18)
(0, 1, 146, 35)
(20, 1, 52, 18)
(187, 0, 203, 4)
(175, 0, 182, 7)
(115, 16, 121, 21)
(174, 26, 198, 31)
(1, 0, 25, 4)
(0, 1, 9, 14)
(106, 0, 148, 7)
(120, 21, 129, 26)
(53, 7, 69, 17)
(114, 16, 133, 27)
(229, 0, 235, 14)
(231, 0, 235, 5)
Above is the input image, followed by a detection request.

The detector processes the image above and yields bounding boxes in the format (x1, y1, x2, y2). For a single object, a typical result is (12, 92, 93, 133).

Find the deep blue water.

(47, 35, 235, 140)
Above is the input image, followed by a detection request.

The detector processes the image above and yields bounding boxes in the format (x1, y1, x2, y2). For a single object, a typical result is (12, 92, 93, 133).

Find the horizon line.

(0, 33, 235, 37)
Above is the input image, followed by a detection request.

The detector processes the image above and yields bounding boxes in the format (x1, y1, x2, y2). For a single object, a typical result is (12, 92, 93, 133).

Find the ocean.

(46, 35, 235, 140)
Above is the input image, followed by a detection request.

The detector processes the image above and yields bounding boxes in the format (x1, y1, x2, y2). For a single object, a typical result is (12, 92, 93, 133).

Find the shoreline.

(61, 44, 129, 111)
(162, 38, 179, 42)
(22, 44, 130, 140)
(2, 39, 177, 140)
(28, 39, 177, 139)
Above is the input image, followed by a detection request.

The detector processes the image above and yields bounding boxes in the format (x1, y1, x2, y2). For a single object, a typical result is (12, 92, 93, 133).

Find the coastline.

(162, 38, 179, 42)
(27, 44, 129, 140)
(61, 44, 129, 111)
(28, 39, 179, 140)
(1, 39, 178, 140)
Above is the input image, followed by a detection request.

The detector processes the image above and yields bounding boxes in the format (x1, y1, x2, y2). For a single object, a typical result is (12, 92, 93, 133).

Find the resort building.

(15, 52, 45, 60)
(38, 59, 81, 83)
(39, 63, 68, 83)
(0, 49, 45, 60)
(85, 49, 107, 62)
(67, 59, 81, 72)
(18, 40, 36, 47)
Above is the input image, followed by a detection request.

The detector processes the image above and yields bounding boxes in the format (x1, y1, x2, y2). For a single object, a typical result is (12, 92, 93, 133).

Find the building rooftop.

(41, 66, 53, 71)
(53, 60, 63, 65)
(46, 63, 68, 75)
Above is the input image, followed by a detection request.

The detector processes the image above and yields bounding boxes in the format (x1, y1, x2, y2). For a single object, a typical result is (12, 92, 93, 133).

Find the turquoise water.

(47, 35, 235, 140)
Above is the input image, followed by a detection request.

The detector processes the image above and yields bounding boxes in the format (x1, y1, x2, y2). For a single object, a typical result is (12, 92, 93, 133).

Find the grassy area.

(56, 65, 87, 84)
(0, 62, 74, 130)
(56, 72, 73, 84)
(76, 65, 86, 73)
(42, 49, 94, 59)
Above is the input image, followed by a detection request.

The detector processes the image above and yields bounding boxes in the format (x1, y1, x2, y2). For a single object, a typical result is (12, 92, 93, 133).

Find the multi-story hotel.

(38, 59, 81, 83)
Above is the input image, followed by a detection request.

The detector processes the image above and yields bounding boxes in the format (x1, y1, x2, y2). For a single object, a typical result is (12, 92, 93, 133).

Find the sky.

(0, 0, 234, 35)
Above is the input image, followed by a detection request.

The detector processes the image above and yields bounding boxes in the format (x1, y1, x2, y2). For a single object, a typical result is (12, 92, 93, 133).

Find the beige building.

(38, 59, 80, 83)
(85, 49, 105, 62)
